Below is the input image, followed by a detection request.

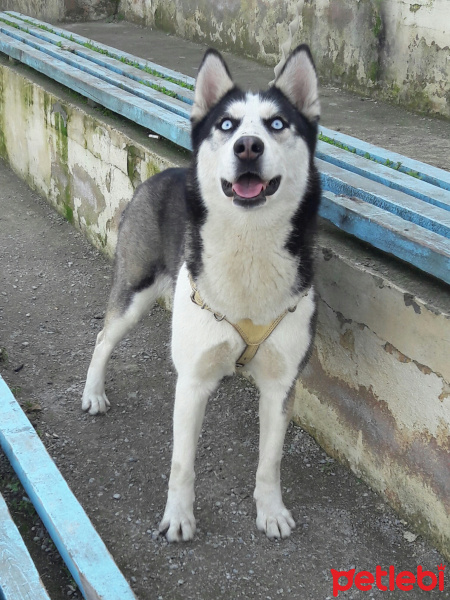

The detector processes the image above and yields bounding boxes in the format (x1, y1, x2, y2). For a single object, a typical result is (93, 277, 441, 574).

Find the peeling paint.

(339, 328, 355, 355)
(317, 252, 450, 382)
(403, 293, 421, 314)
(295, 244, 450, 558)
(72, 164, 107, 225)
(295, 350, 450, 558)
(438, 382, 450, 402)
(384, 341, 411, 364)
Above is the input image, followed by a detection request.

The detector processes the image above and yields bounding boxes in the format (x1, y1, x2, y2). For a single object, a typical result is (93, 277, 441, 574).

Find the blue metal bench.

(0, 10, 449, 286)
(0, 493, 51, 600)
(0, 375, 137, 600)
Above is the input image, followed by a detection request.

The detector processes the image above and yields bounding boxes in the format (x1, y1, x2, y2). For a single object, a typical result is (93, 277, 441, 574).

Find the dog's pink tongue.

(232, 177, 264, 198)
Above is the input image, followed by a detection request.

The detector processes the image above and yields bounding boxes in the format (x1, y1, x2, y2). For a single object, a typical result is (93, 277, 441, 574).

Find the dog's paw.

(255, 500, 296, 539)
(159, 504, 196, 542)
(81, 390, 110, 415)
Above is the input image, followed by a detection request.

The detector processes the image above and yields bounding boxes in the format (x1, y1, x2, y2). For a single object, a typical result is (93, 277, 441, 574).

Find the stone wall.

(118, 0, 450, 118)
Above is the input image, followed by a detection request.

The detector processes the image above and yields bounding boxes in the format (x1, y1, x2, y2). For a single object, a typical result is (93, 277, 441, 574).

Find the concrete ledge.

(295, 222, 450, 558)
(0, 55, 188, 258)
(0, 58, 448, 559)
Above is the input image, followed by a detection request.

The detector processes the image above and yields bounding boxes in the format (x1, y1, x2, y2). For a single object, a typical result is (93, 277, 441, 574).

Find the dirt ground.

(0, 157, 448, 599)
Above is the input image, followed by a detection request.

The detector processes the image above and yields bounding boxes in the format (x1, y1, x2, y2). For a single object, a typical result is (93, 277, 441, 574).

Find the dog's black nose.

(233, 136, 264, 161)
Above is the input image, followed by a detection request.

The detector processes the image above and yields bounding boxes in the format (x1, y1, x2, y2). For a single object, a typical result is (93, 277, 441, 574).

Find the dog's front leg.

(254, 383, 296, 539)
(159, 377, 212, 542)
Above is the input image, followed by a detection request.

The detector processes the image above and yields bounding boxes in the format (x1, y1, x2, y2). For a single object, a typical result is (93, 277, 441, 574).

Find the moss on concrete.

(96, 231, 108, 248)
(372, 13, 382, 39)
(145, 160, 161, 180)
(37, 98, 74, 224)
(0, 129, 8, 161)
(53, 106, 69, 165)
(126, 144, 147, 189)
(404, 85, 434, 115)
(153, 3, 177, 35)
(0, 69, 8, 161)
(368, 61, 380, 83)
(22, 81, 34, 109)
(63, 203, 74, 224)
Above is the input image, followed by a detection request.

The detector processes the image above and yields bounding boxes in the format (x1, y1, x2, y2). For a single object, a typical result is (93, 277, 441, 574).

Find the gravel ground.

(0, 160, 448, 600)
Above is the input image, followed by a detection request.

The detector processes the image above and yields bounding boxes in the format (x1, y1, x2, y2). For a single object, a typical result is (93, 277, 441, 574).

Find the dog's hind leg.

(82, 275, 171, 415)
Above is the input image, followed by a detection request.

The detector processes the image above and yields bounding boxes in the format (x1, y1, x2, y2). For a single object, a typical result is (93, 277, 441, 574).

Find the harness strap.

(188, 273, 298, 368)
(231, 313, 291, 366)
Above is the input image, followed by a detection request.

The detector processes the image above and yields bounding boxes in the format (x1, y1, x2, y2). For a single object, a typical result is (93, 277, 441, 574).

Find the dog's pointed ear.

(191, 49, 235, 123)
(273, 44, 320, 123)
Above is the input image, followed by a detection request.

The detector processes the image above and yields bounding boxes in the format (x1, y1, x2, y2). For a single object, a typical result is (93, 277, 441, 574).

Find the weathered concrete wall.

(0, 0, 63, 22)
(293, 231, 450, 558)
(0, 0, 118, 22)
(0, 59, 186, 256)
(0, 59, 449, 558)
(117, 0, 450, 118)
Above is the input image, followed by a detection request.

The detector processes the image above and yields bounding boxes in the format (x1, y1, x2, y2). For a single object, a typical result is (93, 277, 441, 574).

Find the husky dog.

(82, 45, 321, 541)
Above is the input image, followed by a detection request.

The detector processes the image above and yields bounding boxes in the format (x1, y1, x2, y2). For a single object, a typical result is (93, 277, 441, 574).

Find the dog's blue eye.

(220, 119, 234, 131)
(270, 118, 285, 131)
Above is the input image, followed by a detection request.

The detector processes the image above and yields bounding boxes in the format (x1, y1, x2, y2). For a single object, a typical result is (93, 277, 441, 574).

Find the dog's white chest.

(198, 217, 298, 323)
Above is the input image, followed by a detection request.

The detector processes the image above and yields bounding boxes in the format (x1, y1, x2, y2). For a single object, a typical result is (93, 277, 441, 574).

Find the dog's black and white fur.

(82, 45, 321, 541)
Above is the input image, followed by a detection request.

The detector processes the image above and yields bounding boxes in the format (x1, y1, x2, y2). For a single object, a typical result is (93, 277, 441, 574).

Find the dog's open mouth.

(221, 174, 281, 208)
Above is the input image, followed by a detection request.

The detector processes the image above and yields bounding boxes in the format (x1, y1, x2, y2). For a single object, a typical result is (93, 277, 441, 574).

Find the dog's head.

(190, 45, 320, 213)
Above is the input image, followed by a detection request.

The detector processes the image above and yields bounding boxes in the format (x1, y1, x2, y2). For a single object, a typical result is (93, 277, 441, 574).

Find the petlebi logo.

(330, 564, 446, 597)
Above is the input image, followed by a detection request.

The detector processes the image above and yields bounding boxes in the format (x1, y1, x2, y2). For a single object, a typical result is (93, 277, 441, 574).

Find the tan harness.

(188, 274, 300, 368)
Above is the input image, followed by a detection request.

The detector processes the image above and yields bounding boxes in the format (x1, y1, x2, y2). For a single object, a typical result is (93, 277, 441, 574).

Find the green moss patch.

(318, 132, 423, 180)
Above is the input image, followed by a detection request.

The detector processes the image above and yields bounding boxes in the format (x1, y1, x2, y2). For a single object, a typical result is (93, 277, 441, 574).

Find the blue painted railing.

(0, 11, 449, 284)
(0, 375, 137, 600)
(0, 493, 52, 600)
